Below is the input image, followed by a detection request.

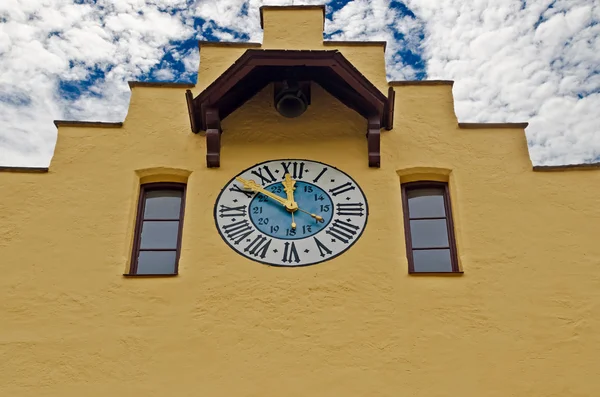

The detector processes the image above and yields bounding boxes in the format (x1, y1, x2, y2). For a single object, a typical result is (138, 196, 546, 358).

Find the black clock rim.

(213, 158, 370, 268)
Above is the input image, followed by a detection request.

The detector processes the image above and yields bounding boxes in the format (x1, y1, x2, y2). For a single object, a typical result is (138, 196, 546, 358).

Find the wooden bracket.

(205, 107, 221, 168)
(367, 115, 381, 168)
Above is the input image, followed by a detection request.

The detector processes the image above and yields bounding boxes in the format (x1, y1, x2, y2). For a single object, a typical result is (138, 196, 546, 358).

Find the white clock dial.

(214, 159, 369, 267)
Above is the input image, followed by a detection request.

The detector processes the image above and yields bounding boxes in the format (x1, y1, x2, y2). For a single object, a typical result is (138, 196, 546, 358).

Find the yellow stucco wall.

(2, 6, 600, 396)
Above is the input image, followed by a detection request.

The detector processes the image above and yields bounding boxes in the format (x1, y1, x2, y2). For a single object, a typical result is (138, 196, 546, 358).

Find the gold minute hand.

(235, 177, 287, 206)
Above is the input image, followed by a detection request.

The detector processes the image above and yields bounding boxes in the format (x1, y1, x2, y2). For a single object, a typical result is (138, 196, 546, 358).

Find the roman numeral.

(222, 220, 254, 245)
(244, 235, 272, 259)
(229, 184, 254, 198)
(281, 161, 305, 179)
(281, 242, 300, 263)
(335, 203, 364, 216)
(326, 220, 359, 244)
(313, 237, 333, 257)
(312, 167, 327, 183)
(329, 182, 355, 196)
(251, 166, 277, 186)
(219, 204, 247, 218)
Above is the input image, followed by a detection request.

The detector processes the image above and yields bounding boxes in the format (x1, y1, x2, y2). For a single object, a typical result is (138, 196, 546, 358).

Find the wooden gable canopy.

(186, 49, 395, 168)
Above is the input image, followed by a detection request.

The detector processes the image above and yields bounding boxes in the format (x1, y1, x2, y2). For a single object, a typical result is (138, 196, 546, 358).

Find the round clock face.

(214, 159, 369, 267)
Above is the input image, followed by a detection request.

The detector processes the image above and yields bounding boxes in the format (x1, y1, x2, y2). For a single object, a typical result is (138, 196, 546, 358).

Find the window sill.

(408, 271, 464, 277)
(123, 273, 178, 278)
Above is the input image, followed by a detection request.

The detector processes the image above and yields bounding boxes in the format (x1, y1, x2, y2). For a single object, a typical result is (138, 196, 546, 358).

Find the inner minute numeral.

(335, 203, 364, 216)
(222, 220, 254, 245)
(281, 161, 305, 179)
(219, 204, 247, 218)
(329, 182, 355, 196)
(251, 166, 277, 186)
(244, 235, 272, 259)
(326, 219, 360, 244)
(281, 242, 301, 263)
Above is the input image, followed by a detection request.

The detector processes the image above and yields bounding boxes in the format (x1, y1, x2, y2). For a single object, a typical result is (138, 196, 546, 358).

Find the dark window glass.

(143, 191, 182, 219)
(412, 249, 453, 272)
(407, 188, 446, 218)
(402, 182, 459, 273)
(137, 251, 178, 275)
(409, 219, 449, 248)
(130, 184, 186, 275)
(139, 221, 180, 249)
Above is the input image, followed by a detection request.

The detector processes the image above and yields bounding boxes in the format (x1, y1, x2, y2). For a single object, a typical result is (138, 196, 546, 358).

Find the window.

(129, 183, 186, 275)
(401, 181, 459, 273)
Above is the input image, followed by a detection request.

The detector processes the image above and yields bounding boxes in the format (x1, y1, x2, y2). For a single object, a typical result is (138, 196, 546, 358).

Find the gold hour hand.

(281, 173, 298, 211)
(235, 177, 287, 206)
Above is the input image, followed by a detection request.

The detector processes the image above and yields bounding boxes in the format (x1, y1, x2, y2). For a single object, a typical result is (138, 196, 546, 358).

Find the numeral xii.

(281, 161, 304, 179)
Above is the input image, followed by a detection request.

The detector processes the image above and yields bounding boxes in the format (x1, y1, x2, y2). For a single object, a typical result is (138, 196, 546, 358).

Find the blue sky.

(1, 0, 599, 166)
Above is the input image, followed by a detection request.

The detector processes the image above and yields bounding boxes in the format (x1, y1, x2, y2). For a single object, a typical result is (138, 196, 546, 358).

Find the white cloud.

(0, 0, 598, 167)
(405, 0, 600, 165)
(0, 0, 194, 166)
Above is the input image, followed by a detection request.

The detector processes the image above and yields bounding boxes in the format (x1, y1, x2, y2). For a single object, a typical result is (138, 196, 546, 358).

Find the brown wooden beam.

(190, 49, 394, 168)
(205, 65, 255, 105)
(314, 77, 374, 118)
(367, 115, 381, 168)
(330, 54, 386, 115)
(185, 90, 199, 133)
(53, 120, 123, 128)
(204, 107, 221, 168)
(0, 166, 49, 173)
(129, 81, 195, 89)
(384, 87, 395, 130)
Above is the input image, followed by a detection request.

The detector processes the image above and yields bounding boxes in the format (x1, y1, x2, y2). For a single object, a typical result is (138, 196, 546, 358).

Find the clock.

(214, 159, 369, 267)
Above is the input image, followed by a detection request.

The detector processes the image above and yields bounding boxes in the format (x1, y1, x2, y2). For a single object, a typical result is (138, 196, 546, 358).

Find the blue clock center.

(249, 181, 334, 240)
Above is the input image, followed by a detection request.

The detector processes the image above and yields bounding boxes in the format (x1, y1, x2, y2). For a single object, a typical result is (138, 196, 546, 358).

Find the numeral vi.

(281, 242, 301, 263)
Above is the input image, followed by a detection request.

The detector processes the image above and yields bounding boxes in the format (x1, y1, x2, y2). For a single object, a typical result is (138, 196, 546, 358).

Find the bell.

(275, 80, 309, 118)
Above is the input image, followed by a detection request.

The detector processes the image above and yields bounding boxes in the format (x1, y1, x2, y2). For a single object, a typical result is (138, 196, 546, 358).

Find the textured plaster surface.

(2, 7, 600, 397)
